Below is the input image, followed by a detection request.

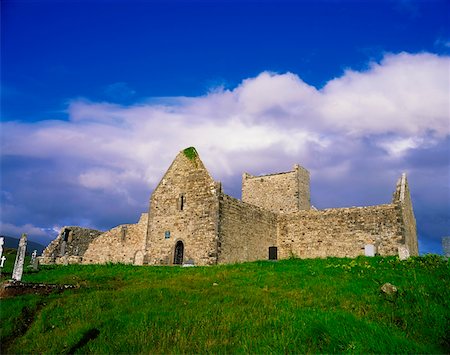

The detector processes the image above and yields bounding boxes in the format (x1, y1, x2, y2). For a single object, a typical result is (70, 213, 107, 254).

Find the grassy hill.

(1, 255, 449, 354)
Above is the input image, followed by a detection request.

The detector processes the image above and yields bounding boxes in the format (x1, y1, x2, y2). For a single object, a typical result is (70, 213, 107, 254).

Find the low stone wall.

(82, 213, 148, 265)
(218, 194, 277, 264)
(277, 204, 404, 259)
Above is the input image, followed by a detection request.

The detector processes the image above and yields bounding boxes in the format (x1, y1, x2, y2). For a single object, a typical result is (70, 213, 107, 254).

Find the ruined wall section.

(218, 194, 277, 264)
(40, 226, 103, 264)
(146, 149, 220, 266)
(392, 174, 419, 256)
(242, 164, 310, 213)
(82, 213, 148, 265)
(277, 204, 404, 259)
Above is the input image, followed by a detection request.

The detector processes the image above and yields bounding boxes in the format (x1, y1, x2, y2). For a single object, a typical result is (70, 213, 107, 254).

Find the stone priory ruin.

(40, 147, 418, 266)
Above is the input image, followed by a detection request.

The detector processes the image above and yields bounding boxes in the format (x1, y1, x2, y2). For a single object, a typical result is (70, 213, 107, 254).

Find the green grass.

(1, 255, 449, 354)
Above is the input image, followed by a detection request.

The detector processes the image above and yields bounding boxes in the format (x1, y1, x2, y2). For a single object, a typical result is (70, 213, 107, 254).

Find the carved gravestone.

(12, 233, 27, 281)
(398, 245, 410, 260)
(364, 244, 376, 257)
(0, 255, 6, 276)
(30, 250, 38, 271)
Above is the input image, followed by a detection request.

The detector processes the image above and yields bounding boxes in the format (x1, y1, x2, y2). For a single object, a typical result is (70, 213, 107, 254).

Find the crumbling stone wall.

(218, 194, 277, 264)
(242, 164, 310, 213)
(40, 147, 419, 266)
(145, 149, 221, 266)
(277, 204, 404, 259)
(82, 213, 148, 265)
(392, 174, 418, 256)
(40, 226, 103, 264)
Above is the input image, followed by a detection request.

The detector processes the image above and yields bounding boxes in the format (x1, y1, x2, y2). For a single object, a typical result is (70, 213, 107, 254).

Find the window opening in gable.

(179, 194, 185, 211)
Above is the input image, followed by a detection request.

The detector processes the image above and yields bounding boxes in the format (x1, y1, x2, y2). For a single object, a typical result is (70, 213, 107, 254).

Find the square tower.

(242, 164, 311, 213)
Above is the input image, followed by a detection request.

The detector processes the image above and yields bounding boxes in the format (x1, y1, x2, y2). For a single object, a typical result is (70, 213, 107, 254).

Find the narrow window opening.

(179, 194, 185, 211)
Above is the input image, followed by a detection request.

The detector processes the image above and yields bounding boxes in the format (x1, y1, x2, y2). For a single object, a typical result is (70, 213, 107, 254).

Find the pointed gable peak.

(182, 147, 198, 161)
(173, 146, 204, 169)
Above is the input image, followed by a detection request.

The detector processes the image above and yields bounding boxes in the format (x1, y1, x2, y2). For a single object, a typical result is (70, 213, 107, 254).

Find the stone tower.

(241, 164, 310, 213)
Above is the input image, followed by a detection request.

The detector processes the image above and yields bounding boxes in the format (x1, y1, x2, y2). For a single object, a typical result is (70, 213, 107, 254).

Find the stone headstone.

(398, 245, 410, 260)
(364, 244, 376, 257)
(442, 237, 450, 258)
(182, 259, 195, 267)
(30, 250, 38, 271)
(12, 233, 27, 281)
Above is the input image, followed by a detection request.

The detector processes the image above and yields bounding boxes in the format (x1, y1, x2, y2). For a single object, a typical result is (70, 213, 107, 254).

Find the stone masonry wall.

(242, 165, 310, 213)
(145, 149, 220, 266)
(40, 226, 103, 264)
(82, 213, 148, 265)
(218, 194, 277, 264)
(277, 204, 404, 259)
(392, 174, 418, 256)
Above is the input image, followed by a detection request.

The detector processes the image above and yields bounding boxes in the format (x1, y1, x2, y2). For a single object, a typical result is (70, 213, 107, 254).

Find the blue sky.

(1, 0, 449, 254)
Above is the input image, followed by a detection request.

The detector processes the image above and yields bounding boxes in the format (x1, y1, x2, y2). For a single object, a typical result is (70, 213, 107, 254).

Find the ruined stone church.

(41, 147, 419, 266)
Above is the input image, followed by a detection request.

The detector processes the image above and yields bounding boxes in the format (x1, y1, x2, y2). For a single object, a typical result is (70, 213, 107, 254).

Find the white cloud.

(1, 52, 449, 200)
(0, 222, 48, 238)
(319, 52, 450, 136)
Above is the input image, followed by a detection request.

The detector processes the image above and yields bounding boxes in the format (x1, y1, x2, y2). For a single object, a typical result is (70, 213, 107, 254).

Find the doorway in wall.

(174, 241, 184, 265)
(269, 246, 278, 260)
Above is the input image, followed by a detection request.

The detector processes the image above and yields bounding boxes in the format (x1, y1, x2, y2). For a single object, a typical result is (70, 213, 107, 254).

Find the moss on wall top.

(183, 147, 198, 161)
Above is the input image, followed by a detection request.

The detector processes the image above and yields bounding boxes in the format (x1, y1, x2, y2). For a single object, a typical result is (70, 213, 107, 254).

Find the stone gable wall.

(82, 213, 148, 265)
(277, 204, 404, 259)
(145, 151, 220, 266)
(392, 174, 418, 256)
(242, 165, 310, 213)
(218, 194, 277, 264)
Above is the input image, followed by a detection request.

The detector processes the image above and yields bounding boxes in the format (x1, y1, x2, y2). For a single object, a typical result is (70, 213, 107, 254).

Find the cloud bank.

(1, 52, 449, 253)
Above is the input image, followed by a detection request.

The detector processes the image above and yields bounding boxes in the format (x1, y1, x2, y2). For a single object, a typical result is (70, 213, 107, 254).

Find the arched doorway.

(174, 241, 184, 265)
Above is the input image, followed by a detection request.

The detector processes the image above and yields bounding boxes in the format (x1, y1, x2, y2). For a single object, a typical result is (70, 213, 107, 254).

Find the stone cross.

(0, 255, 6, 277)
(0, 237, 4, 259)
(12, 233, 27, 281)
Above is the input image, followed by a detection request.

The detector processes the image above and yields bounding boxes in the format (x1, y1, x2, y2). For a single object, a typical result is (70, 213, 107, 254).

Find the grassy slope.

(1, 255, 449, 354)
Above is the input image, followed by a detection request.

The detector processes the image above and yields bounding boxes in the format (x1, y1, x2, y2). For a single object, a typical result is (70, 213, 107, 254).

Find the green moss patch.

(183, 147, 198, 161)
